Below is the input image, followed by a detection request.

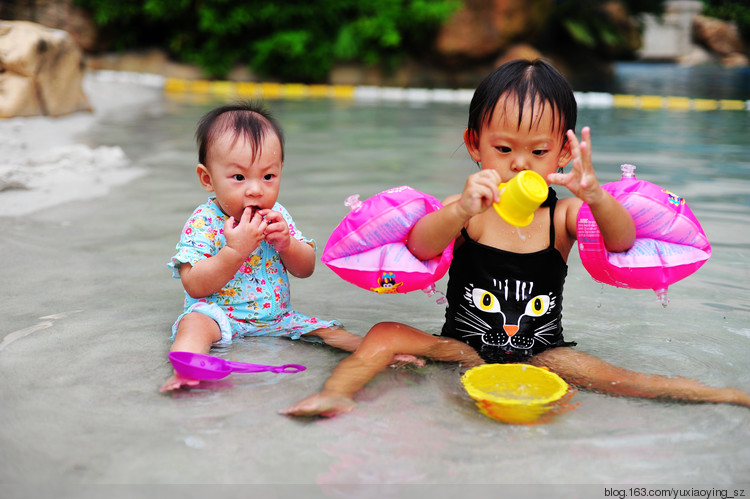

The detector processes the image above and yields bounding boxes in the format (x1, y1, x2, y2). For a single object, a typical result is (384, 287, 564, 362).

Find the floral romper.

(168, 197, 341, 346)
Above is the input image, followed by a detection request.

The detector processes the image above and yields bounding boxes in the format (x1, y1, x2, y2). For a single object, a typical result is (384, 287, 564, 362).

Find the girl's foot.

(280, 391, 357, 417)
(715, 387, 750, 408)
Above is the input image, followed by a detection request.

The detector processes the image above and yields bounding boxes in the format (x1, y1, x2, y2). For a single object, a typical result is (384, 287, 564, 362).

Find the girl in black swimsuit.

(283, 59, 750, 417)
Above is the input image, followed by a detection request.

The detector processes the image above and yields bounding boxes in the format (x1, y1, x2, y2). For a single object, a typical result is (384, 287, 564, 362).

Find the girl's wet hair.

(196, 100, 285, 166)
(467, 59, 577, 141)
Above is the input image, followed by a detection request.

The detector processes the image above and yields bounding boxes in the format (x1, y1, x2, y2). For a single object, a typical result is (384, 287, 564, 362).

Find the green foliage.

(74, 0, 459, 81)
(553, 0, 665, 55)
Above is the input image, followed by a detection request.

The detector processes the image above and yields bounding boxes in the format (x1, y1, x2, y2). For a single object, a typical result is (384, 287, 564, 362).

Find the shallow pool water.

(1, 66, 749, 494)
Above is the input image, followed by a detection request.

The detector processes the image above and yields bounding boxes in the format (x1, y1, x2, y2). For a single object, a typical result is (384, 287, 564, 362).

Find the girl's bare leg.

(532, 347, 750, 407)
(281, 322, 483, 417)
(160, 312, 222, 392)
(305, 327, 426, 366)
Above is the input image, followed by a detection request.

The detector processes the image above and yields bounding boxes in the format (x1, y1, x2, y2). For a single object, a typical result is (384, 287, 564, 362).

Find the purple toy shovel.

(168, 351, 306, 380)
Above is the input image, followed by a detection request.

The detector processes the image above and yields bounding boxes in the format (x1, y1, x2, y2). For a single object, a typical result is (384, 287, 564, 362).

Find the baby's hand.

(223, 207, 267, 258)
(547, 127, 604, 205)
(260, 209, 291, 253)
(458, 169, 501, 219)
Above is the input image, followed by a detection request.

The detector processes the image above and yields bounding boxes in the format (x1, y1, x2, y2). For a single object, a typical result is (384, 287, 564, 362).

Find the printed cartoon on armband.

(321, 186, 453, 302)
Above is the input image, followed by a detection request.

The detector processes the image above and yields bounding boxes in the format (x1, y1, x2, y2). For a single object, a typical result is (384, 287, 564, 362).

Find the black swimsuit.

(441, 188, 575, 363)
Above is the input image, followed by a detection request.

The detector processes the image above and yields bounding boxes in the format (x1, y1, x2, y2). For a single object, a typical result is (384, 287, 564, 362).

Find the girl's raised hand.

(548, 127, 604, 206)
(223, 207, 267, 258)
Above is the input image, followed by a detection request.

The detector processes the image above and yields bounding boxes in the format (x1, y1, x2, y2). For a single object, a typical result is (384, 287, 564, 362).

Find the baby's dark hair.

(467, 59, 577, 141)
(195, 100, 285, 166)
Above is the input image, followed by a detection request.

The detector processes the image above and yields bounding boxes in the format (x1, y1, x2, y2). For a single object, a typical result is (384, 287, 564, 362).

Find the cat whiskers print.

(454, 280, 559, 352)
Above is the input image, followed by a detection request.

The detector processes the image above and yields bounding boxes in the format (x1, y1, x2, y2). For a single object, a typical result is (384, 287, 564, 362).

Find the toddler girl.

(282, 60, 750, 416)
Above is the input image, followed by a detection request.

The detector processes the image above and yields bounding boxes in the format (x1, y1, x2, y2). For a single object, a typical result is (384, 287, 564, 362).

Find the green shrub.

(551, 0, 665, 57)
(75, 0, 459, 81)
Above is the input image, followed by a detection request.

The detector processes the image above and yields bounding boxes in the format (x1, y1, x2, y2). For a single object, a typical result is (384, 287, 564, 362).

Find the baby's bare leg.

(160, 313, 222, 392)
(170, 312, 222, 354)
(281, 322, 482, 417)
(305, 327, 363, 352)
(532, 347, 750, 407)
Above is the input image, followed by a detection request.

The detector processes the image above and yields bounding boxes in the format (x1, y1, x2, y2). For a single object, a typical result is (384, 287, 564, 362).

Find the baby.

(161, 101, 368, 391)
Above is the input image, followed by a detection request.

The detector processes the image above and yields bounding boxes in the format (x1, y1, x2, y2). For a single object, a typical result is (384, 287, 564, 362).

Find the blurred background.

(2, 0, 748, 91)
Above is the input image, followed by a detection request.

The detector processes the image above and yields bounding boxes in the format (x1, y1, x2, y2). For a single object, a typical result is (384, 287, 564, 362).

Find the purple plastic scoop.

(168, 351, 306, 380)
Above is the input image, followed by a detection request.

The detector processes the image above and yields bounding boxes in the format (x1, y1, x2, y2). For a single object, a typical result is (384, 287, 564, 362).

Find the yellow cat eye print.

(524, 295, 550, 317)
(472, 288, 501, 313)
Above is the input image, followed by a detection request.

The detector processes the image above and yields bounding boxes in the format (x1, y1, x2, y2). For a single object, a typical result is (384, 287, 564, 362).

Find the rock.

(86, 49, 206, 80)
(494, 43, 543, 66)
(0, 20, 92, 117)
(435, 0, 553, 62)
(721, 51, 749, 67)
(693, 15, 746, 56)
(677, 45, 718, 66)
(598, 0, 642, 56)
(0, 0, 100, 52)
(692, 15, 748, 66)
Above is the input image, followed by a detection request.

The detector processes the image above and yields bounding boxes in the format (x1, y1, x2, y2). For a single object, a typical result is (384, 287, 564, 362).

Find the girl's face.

(196, 131, 283, 220)
(463, 94, 571, 183)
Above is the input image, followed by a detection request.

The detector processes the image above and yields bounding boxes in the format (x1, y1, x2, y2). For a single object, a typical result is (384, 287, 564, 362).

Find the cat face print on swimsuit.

(453, 277, 560, 352)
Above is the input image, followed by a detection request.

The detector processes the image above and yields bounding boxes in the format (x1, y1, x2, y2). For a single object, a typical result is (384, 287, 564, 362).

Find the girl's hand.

(457, 169, 501, 220)
(259, 209, 291, 253)
(223, 207, 267, 259)
(408, 169, 499, 260)
(547, 127, 604, 206)
(549, 127, 636, 252)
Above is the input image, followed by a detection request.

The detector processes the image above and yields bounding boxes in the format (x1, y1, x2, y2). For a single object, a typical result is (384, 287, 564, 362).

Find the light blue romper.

(168, 197, 341, 346)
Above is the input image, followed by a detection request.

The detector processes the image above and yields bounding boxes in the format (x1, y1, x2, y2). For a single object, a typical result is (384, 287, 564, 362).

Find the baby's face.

(199, 131, 283, 221)
(469, 95, 570, 183)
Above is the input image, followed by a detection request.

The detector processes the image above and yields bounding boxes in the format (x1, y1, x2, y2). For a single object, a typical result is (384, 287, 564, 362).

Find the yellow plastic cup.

(492, 170, 548, 227)
(461, 364, 569, 424)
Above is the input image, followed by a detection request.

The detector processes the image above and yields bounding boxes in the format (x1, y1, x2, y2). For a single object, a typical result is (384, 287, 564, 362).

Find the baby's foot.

(280, 391, 356, 418)
(160, 373, 200, 392)
(390, 354, 426, 368)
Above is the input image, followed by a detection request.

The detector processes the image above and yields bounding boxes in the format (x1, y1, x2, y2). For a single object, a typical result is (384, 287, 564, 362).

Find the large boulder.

(435, 0, 553, 62)
(692, 15, 748, 67)
(0, 20, 92, 118)
(0, 0, 101, 52)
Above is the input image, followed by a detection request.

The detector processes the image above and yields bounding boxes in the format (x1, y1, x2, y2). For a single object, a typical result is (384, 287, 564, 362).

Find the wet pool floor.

(1, 73, 749, 496)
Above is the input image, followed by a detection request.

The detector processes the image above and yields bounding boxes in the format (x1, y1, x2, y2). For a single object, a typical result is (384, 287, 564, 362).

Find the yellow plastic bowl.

(461, 364, 569, 424)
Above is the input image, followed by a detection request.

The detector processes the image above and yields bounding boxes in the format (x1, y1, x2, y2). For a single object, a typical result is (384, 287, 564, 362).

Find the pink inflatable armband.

(576, 164, 711, 306)
(322, 185, 454, 298)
